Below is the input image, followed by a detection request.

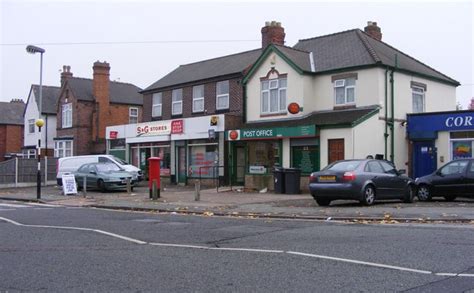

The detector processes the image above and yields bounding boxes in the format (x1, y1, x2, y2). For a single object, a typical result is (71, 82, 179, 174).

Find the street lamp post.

(26, 45, 45, 200)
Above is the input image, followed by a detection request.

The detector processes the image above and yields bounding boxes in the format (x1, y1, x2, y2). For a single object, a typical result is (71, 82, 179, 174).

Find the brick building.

(55, 61, 143, 157)
(0, 99, 26, 161)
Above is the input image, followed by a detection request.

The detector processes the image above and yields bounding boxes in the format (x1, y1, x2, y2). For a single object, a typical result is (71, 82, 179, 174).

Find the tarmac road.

(1, 201, 473, 292)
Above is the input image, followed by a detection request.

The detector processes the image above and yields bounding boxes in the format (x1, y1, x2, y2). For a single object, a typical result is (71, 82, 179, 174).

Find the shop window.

(109, 139, 126, 150)
(247, 141, 281, 174)
(291, 146, 319, 174)
(153, 146, 171, 176)
(188, 143, 218, 178)
(452, 141, 472, 160)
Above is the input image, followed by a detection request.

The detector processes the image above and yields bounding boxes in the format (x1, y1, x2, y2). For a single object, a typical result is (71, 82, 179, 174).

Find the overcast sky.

(1, 0, 473, 108)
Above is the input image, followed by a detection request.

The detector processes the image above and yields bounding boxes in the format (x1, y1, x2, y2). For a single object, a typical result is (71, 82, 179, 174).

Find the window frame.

(334, 78, 356, 106)
(172, 89, 183, 115)
(129, 107, 139, 124)
(61, 103, 72, 128)
(261, 78, 287, 115)
(152, 92, 162, 117)
(412, 86, 425, 113)
(216, 80, 230, 110)
(192, 85, 205, 113)
(54, 140, 73, 158)
(28, 119, 35, 134)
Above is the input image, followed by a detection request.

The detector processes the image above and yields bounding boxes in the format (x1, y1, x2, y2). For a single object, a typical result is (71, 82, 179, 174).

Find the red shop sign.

(171, 120, 184, 134)
(109, 131, 118, 139)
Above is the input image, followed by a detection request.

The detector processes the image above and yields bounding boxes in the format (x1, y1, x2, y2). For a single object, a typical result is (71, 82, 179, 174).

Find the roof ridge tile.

(297, 28, 359, 43)
(355, 30, 381, 63)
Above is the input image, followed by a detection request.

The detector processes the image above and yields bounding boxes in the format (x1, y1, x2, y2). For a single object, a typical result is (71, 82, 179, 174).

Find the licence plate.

(319, 175, 336, 182)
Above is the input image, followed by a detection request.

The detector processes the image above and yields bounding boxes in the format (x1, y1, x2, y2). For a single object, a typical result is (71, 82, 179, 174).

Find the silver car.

(309, 159, 415, 206)
(74, 163, 135, 192)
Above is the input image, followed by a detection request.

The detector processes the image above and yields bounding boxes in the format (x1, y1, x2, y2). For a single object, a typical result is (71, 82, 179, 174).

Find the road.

(1, 200, 473, 292)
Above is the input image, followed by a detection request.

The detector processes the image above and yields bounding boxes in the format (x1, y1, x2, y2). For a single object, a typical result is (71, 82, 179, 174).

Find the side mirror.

(435, 170, 443, 177)
(397, 169, 406, 175)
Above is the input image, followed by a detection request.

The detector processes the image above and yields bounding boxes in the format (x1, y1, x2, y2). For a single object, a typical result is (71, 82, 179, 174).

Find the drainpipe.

(45, 114, 48, 157)
(384, 67, 389, 160)
(389, 54, 399, 163)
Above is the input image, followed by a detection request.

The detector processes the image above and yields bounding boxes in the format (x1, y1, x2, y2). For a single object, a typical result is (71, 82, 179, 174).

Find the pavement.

(1, 182, 473, 223)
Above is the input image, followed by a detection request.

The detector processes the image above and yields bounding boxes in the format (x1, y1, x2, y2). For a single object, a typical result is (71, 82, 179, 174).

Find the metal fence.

(0, 157, 57, 186)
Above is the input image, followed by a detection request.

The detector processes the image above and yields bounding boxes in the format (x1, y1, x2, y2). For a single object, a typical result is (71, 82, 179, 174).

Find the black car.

(415, 158, 474, 201)
(309, 159, 415, 206)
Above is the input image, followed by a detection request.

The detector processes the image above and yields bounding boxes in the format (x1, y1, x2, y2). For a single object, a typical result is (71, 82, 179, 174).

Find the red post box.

(148, 157, 161, 198)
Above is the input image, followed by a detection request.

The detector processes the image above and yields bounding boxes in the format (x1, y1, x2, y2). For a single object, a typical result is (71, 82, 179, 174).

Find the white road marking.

(0, 203, 30, 208)
(1, 215, 473, 278)
(25, 203, 59, 208)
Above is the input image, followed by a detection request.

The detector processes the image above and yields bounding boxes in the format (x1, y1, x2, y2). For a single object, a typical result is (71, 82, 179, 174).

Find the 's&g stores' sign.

(136, 120, 183, 137)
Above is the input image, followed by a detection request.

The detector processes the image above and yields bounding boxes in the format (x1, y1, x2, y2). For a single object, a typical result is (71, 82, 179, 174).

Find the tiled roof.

(293, 29, 459, 85)
(143, 49, 263, 92)
(0, 101, 26, 125)
(244, 105, 380, 129)
(273, 45, 313, 72)
(31, 85, 61, 114)
(67, 78, 143, 105)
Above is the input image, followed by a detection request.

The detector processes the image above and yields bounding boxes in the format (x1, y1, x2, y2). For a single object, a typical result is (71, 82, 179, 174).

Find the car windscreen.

(96, 164, 122, 172)
(112, 156, 127, 165)
(324, 161, 362, 172)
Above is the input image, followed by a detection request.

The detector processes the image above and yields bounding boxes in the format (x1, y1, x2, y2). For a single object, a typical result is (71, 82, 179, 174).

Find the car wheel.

(97, 179, 107, 192)
(360, 185, 376, 206)
(315, 198, 331, 206)
(403, 185, 415, 203)
(444, 195, 457, 202)
(417, 185, 431, 201)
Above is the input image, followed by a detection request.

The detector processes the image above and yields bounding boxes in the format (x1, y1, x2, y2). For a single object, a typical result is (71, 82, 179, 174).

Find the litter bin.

(273, 167, 285, 194)
(284, 168, 301, 194)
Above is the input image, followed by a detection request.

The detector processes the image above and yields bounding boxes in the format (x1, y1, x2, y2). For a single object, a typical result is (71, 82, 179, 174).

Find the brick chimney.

(261, 21, 285, 48)
(60, 65, 73, 86)
(364, 21, 382, 41)
(92, 61, 110, 140)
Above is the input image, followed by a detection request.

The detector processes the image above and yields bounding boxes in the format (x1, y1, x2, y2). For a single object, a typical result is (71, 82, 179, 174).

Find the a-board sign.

(62, 174, 78, 195)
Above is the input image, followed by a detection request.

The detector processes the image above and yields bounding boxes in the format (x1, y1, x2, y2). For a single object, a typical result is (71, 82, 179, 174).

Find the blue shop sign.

(407, 111, 474, 139)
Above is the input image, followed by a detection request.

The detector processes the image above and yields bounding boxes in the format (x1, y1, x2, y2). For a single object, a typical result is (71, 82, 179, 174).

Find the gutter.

(384, 67, 389, 160)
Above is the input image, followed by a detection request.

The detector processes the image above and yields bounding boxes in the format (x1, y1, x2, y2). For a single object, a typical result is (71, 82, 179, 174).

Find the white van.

(56, 155, 143, 185)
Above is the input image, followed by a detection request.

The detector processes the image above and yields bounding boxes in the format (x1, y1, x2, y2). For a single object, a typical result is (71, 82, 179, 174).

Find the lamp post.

(26, 45, 45, 200)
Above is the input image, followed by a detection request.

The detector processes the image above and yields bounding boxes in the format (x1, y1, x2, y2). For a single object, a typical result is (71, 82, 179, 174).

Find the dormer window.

(334, 78, 356, 105)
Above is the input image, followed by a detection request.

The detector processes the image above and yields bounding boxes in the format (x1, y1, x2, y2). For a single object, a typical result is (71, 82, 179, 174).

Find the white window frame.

(152, 92, 162, 117)
(261, 78, 287, 114)
(412, 86, 425, 113)
(216, 80, 229, 110)
(129, 107, 139, 124)
(62, 103, 72, 128)
(193, 85, 205, 113)
(172, 89, 183, 115)
(334, 78, 356, 106)
(54, 140, 73, 158)
(28, 119, 35, 134)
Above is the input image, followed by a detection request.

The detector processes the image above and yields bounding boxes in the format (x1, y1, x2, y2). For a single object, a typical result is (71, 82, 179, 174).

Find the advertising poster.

(452, 141, 472, 159)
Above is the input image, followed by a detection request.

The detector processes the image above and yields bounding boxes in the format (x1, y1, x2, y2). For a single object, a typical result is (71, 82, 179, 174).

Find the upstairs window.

(193, 85, 205, 113)
(172, 89, 183, 115)
(261, 78, 287, 114)
(334, 78, 356, 105)
(62, 103, 72, 128)
(28, 119, 35, 134)
(152, 93, 162, 117)
(129, 107, 138, 124)
(216, 81, 229, 110)
(412, 86, 425, 113)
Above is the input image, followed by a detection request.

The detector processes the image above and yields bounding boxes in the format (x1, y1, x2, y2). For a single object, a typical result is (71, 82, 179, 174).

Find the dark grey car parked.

(309, 159, 415, 206)
(416, 158, 474, 201)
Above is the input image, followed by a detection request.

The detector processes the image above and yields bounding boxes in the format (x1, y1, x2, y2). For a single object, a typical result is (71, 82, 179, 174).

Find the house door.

(176, 146, 187, 184)
(328, 139, 344, 165)
(232, 145, 245, 185)
(413, 141, 436, 178)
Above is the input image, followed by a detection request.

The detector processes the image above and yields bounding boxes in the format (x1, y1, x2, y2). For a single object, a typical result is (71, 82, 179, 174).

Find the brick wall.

(0, 125, 23, 161)
(143, 75, 243, 122)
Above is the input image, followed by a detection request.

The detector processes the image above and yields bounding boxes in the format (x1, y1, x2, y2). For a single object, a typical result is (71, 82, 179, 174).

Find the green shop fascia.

(226, 125, 319, 182)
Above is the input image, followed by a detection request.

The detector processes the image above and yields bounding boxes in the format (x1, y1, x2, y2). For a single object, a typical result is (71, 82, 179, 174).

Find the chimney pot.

(261, 21, 286, 48)
(364, 20, 382, 41)
(60, 65, 73, 86)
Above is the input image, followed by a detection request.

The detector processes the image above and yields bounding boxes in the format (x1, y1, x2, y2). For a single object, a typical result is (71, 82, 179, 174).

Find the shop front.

(407, 110, 474, 178)
(106, 114, 226, 186)
(226, 125, 318, 191)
